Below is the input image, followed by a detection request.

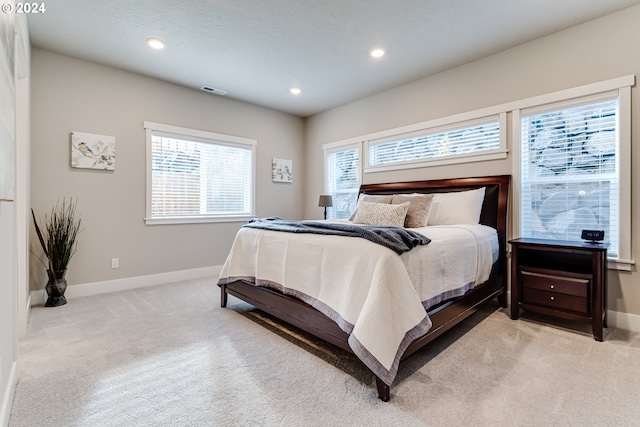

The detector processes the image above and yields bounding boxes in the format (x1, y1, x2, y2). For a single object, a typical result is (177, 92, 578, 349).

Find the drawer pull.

(550, 284, 554, 289)
(550, 296, 555, 301)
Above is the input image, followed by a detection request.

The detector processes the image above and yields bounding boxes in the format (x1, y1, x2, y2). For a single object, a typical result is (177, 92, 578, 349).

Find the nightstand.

(509, 237, 609, 341)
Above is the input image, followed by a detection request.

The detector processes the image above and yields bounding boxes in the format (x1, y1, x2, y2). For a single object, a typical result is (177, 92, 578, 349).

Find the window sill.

(608, 258, 635, 272)
(364, 150, 508, 174)
(145, 215, 254, 225)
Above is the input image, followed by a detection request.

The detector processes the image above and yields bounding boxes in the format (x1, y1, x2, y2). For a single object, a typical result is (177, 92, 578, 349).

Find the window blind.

(151, 132, 254, 219)
(326, 146, 360, 219)
(368, 118, 500, 167)
(519, 97, 619, 256)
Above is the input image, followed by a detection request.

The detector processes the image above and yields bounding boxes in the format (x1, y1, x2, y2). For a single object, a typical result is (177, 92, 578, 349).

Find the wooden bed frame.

(220, 175, 510, 401)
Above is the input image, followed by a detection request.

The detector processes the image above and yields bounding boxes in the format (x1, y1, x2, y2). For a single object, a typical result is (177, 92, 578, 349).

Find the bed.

(218, 175, 510, 401)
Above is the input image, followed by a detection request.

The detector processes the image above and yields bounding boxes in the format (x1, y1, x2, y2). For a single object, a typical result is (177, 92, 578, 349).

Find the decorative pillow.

(348, 194, 394, 221)
(428, 187, 486, 225)
(391, 193, 434, 228)
(353, 201, 410, 227)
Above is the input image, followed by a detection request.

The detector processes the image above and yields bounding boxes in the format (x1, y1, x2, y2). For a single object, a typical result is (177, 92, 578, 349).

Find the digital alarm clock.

(581, 229, 605, 243)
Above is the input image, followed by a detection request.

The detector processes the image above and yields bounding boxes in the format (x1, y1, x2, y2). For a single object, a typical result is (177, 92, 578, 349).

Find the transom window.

(365, 112, 507, 172)
(369, 119, 500, 167)
(144, 122, 256, 224)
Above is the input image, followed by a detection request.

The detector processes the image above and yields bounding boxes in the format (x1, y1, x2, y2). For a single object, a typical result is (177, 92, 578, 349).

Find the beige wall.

(30, 48, 305, 289)
(305, 6, 640, 316)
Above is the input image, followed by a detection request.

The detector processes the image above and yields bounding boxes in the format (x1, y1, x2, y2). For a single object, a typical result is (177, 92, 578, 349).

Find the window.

(320, 76, 632, 268)
(365, 112, 507, 172)
(514, 76, 633, 269)
(519, 96, 619, 252)
(324, 142, 361, 219)
(144, 122, 256, 224)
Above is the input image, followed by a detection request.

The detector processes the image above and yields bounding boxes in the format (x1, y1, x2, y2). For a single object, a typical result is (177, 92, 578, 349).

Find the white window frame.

(323, 138, 363, 220)
(511, 76, 634, 271)
(363, 107, 509, 173)
(144, 121, 257, 225)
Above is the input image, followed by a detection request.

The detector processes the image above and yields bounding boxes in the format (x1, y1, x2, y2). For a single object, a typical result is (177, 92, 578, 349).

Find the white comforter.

(217, 222, 498, 386)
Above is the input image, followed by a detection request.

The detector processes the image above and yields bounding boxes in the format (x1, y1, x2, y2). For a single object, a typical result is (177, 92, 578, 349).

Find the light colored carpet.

(9, 277, 640, 426)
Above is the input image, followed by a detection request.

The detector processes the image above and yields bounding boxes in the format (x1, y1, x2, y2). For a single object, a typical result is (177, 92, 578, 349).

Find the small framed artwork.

(71, 131, 116, 170)
(272, 158, 292, 183)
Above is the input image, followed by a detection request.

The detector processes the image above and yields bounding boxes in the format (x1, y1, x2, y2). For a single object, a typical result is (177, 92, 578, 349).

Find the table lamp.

(318, 195, 333, 220)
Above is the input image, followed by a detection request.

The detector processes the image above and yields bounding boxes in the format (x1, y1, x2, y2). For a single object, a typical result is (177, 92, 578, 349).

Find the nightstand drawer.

(521, 271, 589, 298)
(522, 288, 588, 315)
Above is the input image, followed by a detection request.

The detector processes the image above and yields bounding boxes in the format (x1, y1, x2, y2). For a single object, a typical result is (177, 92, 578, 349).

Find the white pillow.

(428, 187, 486, 225)
(353, 201, 410, 227)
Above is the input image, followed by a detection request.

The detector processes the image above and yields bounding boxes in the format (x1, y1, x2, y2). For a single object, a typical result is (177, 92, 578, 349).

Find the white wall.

(0, 10, 23, 427)
(0, 202, 16, 427)
(30, 48, 305, 289)
(305, 6, 640, 317)
(15, 10, 30, 338)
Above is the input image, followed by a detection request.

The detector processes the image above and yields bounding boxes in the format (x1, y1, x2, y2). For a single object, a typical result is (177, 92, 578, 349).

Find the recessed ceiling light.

(146, 38, 165, 50)
(370, 48, 385, 58)
(290, 88, 301, 95)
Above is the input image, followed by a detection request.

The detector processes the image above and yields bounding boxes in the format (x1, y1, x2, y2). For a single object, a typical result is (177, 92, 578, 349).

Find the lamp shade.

(318, 195, 333, 208)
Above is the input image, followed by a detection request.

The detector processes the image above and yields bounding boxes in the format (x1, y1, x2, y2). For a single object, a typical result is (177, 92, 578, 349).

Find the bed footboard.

(222, 279, 393, 400)
(220, 272, 504, 401)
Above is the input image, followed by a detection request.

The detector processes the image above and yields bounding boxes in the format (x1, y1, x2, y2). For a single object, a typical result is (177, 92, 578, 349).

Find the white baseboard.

(607, 310, 640, 333)
(0, 360, 17, 427)
(30, 265, 223, 306)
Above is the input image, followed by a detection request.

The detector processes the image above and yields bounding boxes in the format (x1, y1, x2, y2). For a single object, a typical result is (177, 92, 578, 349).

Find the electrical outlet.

(111, 258, 119, 269)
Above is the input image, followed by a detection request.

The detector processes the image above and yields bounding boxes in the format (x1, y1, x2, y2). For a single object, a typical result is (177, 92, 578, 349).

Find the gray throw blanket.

(243, 217, 430, 254)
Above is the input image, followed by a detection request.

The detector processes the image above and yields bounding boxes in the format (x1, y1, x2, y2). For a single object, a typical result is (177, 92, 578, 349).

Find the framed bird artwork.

(71, 131, 116, 170)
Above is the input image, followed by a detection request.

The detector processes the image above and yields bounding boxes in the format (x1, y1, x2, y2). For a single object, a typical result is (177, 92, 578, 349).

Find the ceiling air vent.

(200, 85, 227, 96)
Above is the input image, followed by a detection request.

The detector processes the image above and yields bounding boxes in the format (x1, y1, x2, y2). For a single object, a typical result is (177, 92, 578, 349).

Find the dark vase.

(45, 269, 68, 307)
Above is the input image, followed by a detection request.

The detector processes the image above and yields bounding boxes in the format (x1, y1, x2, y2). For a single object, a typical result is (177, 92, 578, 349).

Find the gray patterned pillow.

(353, 201, 410, 227)
(391, 193, 434, 228)
(348, 194, 393, 221)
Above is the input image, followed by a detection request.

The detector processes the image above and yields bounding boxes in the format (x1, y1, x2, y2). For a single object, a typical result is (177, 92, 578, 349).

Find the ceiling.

(27, 0, 640, 117)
